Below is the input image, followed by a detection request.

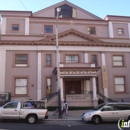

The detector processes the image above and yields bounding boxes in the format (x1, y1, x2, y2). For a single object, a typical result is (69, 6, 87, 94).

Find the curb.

(44, 119, 82, 121)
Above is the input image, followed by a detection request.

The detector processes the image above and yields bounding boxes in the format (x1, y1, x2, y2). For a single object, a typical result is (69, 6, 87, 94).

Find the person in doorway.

(62, 100, 68, 116)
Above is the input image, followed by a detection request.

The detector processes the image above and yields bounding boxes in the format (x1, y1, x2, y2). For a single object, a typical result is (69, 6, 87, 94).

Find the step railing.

(41, 92, 58, 101)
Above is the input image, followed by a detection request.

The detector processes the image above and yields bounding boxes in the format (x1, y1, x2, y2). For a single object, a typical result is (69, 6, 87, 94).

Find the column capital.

(37, 50, 43, 53)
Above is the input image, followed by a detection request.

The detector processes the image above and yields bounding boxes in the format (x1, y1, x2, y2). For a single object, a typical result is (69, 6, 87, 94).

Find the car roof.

(106, 102, 130, 104)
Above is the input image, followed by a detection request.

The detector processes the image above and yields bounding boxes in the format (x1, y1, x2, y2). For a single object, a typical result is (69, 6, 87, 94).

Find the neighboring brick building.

(0, 0, 130, 106)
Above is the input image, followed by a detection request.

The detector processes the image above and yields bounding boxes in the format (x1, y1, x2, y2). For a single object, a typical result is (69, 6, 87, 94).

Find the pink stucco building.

(0, 1, 130, 107)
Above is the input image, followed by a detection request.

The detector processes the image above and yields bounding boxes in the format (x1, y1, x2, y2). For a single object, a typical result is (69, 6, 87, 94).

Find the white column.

(101, 53, 106, 66)
(108, 22, 114, 38)
(85, 80, 90, 94)
(0, 50, 6, 92)
(92, 77, 97, 99)
(25, 18, 29, 35)
(60, 77, 64, 101)
(1, 17, 6, 34)
(37, 52, 42, 100)
(101, 52, 108, 97)
(128, 23, 130, 38)
(59, 52, 60, 62)
(84, 52, 88, 63)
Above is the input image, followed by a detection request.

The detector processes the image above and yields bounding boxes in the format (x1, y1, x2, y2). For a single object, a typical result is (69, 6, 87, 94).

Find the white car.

(82, 102, 130, 124)
(0, 101, 48, 124)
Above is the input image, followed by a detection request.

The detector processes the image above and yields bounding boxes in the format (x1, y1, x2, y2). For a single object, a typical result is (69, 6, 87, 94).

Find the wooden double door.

(65, 80, 82, 95)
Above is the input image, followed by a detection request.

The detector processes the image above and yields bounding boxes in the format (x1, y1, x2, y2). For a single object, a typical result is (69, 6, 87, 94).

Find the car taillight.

(45, 110, 48, 115)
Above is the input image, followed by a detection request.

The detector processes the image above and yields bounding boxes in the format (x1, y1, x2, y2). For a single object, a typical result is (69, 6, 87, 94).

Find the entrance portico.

(53, 65, 100, 106)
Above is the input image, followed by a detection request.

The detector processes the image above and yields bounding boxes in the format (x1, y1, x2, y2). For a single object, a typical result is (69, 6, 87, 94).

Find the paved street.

(0, 120, 119, 130)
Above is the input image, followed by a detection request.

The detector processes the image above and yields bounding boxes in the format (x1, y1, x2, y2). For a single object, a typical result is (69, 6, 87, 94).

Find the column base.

(92, 98, 98, 107)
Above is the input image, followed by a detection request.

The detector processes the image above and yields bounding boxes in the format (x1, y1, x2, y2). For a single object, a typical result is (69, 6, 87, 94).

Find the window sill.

(112, 66, 126, 68)
(114, 92, 129, 94)
(44, 66, 54, 68)
(12, 65, 30, 68)
(12, 95, 29, 97)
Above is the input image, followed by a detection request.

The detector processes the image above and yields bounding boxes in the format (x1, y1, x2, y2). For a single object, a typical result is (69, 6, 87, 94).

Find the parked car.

(0, 100, 48, 124)
(82, 102, 130, 124)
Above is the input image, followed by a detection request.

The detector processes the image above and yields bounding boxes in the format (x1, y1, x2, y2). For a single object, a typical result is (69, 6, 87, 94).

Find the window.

(113, 104, 130, 110)
(15, 78, 27, 95)
(115, 77, 125, 92)
(46, 54, 51, 66)
(102, 105, 114, 111)
(65, 55, 79, 63)
(46, 77, 52, 95)
(88, 27, 96, 34)
(92, 55, 97, 66)
(12, 24, 19, 31)
(118, 28, 124, 34)
(44, 25, 53, 33)
(113, 55, 123, 66)
(4, 102, 18, 109)
(15, 54, 28, 66)
(55, 4, 73, 18)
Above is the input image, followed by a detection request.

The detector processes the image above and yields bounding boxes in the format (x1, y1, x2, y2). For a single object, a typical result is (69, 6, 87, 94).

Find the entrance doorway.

(65, 80, 82, 95)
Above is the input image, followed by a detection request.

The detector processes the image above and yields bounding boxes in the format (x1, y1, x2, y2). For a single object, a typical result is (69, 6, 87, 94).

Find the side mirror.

(101, 108, 105, 111)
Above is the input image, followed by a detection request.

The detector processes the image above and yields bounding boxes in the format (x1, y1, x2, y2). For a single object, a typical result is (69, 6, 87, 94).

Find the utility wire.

(19, 0, 28, 11)
(19, 0, 44, 35)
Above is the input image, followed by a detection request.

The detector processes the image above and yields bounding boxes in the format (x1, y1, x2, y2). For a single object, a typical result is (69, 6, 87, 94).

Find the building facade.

(0, 0, 130, 106)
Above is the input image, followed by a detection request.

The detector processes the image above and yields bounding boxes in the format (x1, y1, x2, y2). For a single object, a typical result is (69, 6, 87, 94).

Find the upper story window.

(92, 55, 97, 66)
(15, 78, 27, 95)
(115, 77, 125, 92)
(118, 28, 124, 35)
(88, 27, 96, 35)
(113, 55, 123, 66)
(44, 25, 53, 33)
(55, 4, 75, 18)
(46, 54, 51, 66)
(66, 55, 79, 63)
(12, 24, 19, 31)
(15, 54, 28, 66)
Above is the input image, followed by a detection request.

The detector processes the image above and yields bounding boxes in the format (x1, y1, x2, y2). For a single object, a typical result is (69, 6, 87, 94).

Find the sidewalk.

(46, 110, 86, 121)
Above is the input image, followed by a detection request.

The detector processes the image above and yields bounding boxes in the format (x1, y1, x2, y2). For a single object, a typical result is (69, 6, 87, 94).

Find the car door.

(100, 104, 117, 121)
(113, 104, 127, 121)
(1, 102, 20, 119)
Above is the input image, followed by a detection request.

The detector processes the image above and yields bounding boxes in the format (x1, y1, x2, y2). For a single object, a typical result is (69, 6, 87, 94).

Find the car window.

(102, 104, 114, 111)
(113, 104, 130, 110)
(3, 102, 18, 109)
(93, 103, 106, 110)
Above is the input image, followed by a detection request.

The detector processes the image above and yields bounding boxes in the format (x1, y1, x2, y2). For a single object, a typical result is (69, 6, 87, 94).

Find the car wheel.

(127, 116, 130, 121)
(92, 116, 101, 125)
(27, 115, 37, 124)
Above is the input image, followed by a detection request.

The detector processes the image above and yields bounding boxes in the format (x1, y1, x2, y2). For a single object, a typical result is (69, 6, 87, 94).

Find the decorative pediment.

(33, 1, 102, 20)
(40, 29, 103, 43)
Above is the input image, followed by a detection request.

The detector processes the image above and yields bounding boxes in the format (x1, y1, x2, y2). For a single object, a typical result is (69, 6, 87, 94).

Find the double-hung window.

(46, 54, 51, 66)
(15, 54, 28, 66)
(15, 78, 27, 95)
(113, 55, 123, 66)
(115, 77, 125, 92)
(66, 55, 79, 63)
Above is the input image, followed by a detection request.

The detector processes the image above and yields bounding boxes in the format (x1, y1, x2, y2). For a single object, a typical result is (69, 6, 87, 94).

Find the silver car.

(82, 102, 130, 124)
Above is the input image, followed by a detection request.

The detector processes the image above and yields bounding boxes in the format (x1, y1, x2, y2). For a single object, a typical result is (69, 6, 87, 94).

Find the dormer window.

(55, 4, 76, 18)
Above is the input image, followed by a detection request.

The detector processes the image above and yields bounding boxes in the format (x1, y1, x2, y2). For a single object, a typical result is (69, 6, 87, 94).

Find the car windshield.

(92, 103, 106, 110)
